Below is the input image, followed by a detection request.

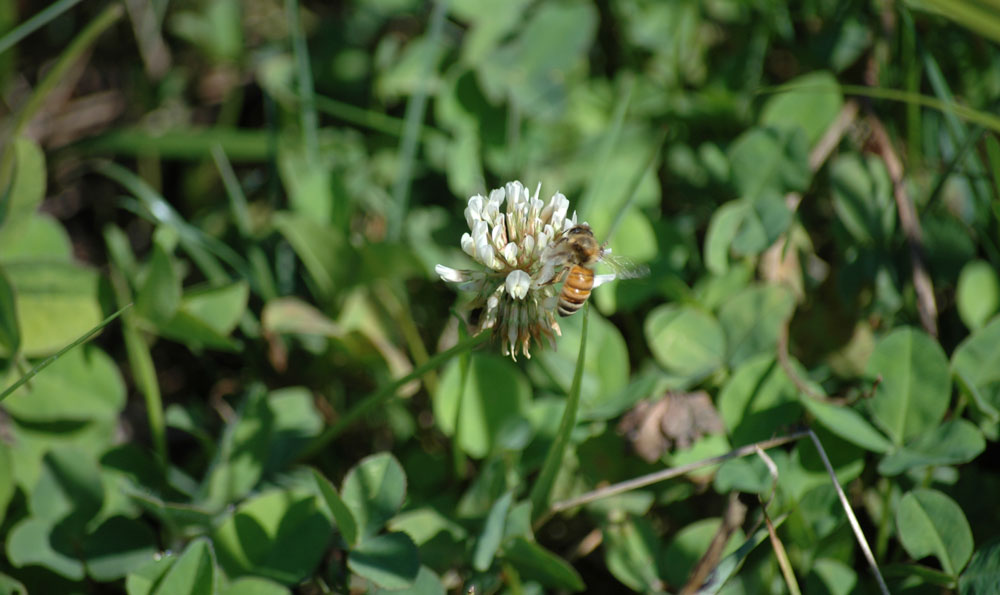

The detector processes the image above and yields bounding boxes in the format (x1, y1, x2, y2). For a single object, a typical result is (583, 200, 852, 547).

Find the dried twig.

(548, 431, 809, 515)
(807, 429, 890, 595)
(866, 115, 938, 337)
(680, 493, 747, 595)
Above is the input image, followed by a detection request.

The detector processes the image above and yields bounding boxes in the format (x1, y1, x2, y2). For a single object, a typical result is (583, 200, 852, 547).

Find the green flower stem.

(452, 322, 472, 479)
(0, 304, 132, 404)
(530, 303, 589, 522)
(302, 330, 490, 459)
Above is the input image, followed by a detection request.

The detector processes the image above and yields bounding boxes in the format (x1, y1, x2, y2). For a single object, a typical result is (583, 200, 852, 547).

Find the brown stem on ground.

(680, 493, 747, 595)
(866, 115, 938, 337)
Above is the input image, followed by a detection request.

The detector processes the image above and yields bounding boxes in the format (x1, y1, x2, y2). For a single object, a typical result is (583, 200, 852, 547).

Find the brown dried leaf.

(619, 391, 725, 463)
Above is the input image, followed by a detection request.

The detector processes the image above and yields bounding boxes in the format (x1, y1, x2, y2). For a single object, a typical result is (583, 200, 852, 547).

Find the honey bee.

(542, 224, 648, 317)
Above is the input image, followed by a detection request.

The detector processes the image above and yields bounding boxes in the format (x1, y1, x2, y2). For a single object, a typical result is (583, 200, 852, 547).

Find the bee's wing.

(593, 273, 617, 288)
(600, 252, 650, 280)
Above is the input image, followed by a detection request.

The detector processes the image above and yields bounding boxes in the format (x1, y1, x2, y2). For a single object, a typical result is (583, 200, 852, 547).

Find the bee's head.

(564, 224, 601, 264)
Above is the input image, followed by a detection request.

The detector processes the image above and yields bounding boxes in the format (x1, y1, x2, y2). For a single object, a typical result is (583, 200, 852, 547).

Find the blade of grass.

(387, 0, 449, 241)
(285, 0, 318, 163)
(0, 303, 132, 403)
(911, 0, 1000, 45)
(301, 330, 490, 459)
(530, 303, 589, 523)
(104, 225, 167, 461)
(602, 127, 667, 246)
(577, 75, 635, 220)
(0, 0, 85, 56)
(313, 94, 445, 141)
(917, 39, 993, 208)
(8, 3, 123, 139)
(806, 429, 889, 595)
(696, 515, 787, 594)
(763, 507, 801, 595)
(902, 8, 922, 170)
(211, 145, 278, 300)
(71, 128, 272, 161)
(95, 161, 255, 289)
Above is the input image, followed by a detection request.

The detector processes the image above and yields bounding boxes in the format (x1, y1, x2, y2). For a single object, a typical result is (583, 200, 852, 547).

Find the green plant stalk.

(387, 0, 449, 241)
(763, 509, 801, 595)
(302, 330, 490, 458)
(902, 8, 921, 170)
(122, 314, 167, 462)
(97, 161, 255, 289)
(578, 75, 634, 220)
(313, 94, 444, 141)
(9, 3, 122, 139)
(919, 48, 993, 209)
(452, 321, 472, 479)
(603, 127, 668, 245)
(72, 128, 271, 161)
(915, 0, 1000, 45)
(0, 304, 132, 403)
(106, 250, 167, 462)
(530, 303, 589, 522)
(374, 282, 437, 394)
(0, 0, 84, 56)
(285, 0, 318, 163)
(874, 476, 892, 562)
(211, 145, 278, 300)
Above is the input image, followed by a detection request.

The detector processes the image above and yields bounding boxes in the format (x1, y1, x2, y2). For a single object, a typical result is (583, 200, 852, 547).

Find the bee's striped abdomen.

(558, 266, 595, 317)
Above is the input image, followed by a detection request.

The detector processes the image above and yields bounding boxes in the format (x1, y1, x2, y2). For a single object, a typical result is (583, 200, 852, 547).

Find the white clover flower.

(436, 181, 579, 360)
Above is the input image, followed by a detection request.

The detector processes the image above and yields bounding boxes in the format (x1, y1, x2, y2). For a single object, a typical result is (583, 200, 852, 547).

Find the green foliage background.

(2, 0, 1000, 592)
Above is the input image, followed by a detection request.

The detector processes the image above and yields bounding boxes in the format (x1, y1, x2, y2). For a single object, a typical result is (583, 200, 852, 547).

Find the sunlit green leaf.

(718, 355, 802, 446)
(761, 71, 844, 144)
(435, 353, 531, 458)
(718, 284, 796, 369)
(135, 242, 181, 325)
(153, 537, 215, 595)
(800, 395, 892, 453)
(878, 419, 985, 476)
(645, 304, 725, 381)
(341, 452, 408, 540)
(956, 260, 1000, 331)
(897, 489, 973, 576)
(0, 137, 45, 237)
(472, 491, 513, 571)
(867, 327, 951, 444)
(212, 489, 332, 585)
(2, 262, 102, 357)
(313, 468, 359, 547)
(1, 345, 126, 423)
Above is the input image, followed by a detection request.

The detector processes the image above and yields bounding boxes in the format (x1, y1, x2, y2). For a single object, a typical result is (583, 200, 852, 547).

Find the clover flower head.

(435, 181, 579, 360)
